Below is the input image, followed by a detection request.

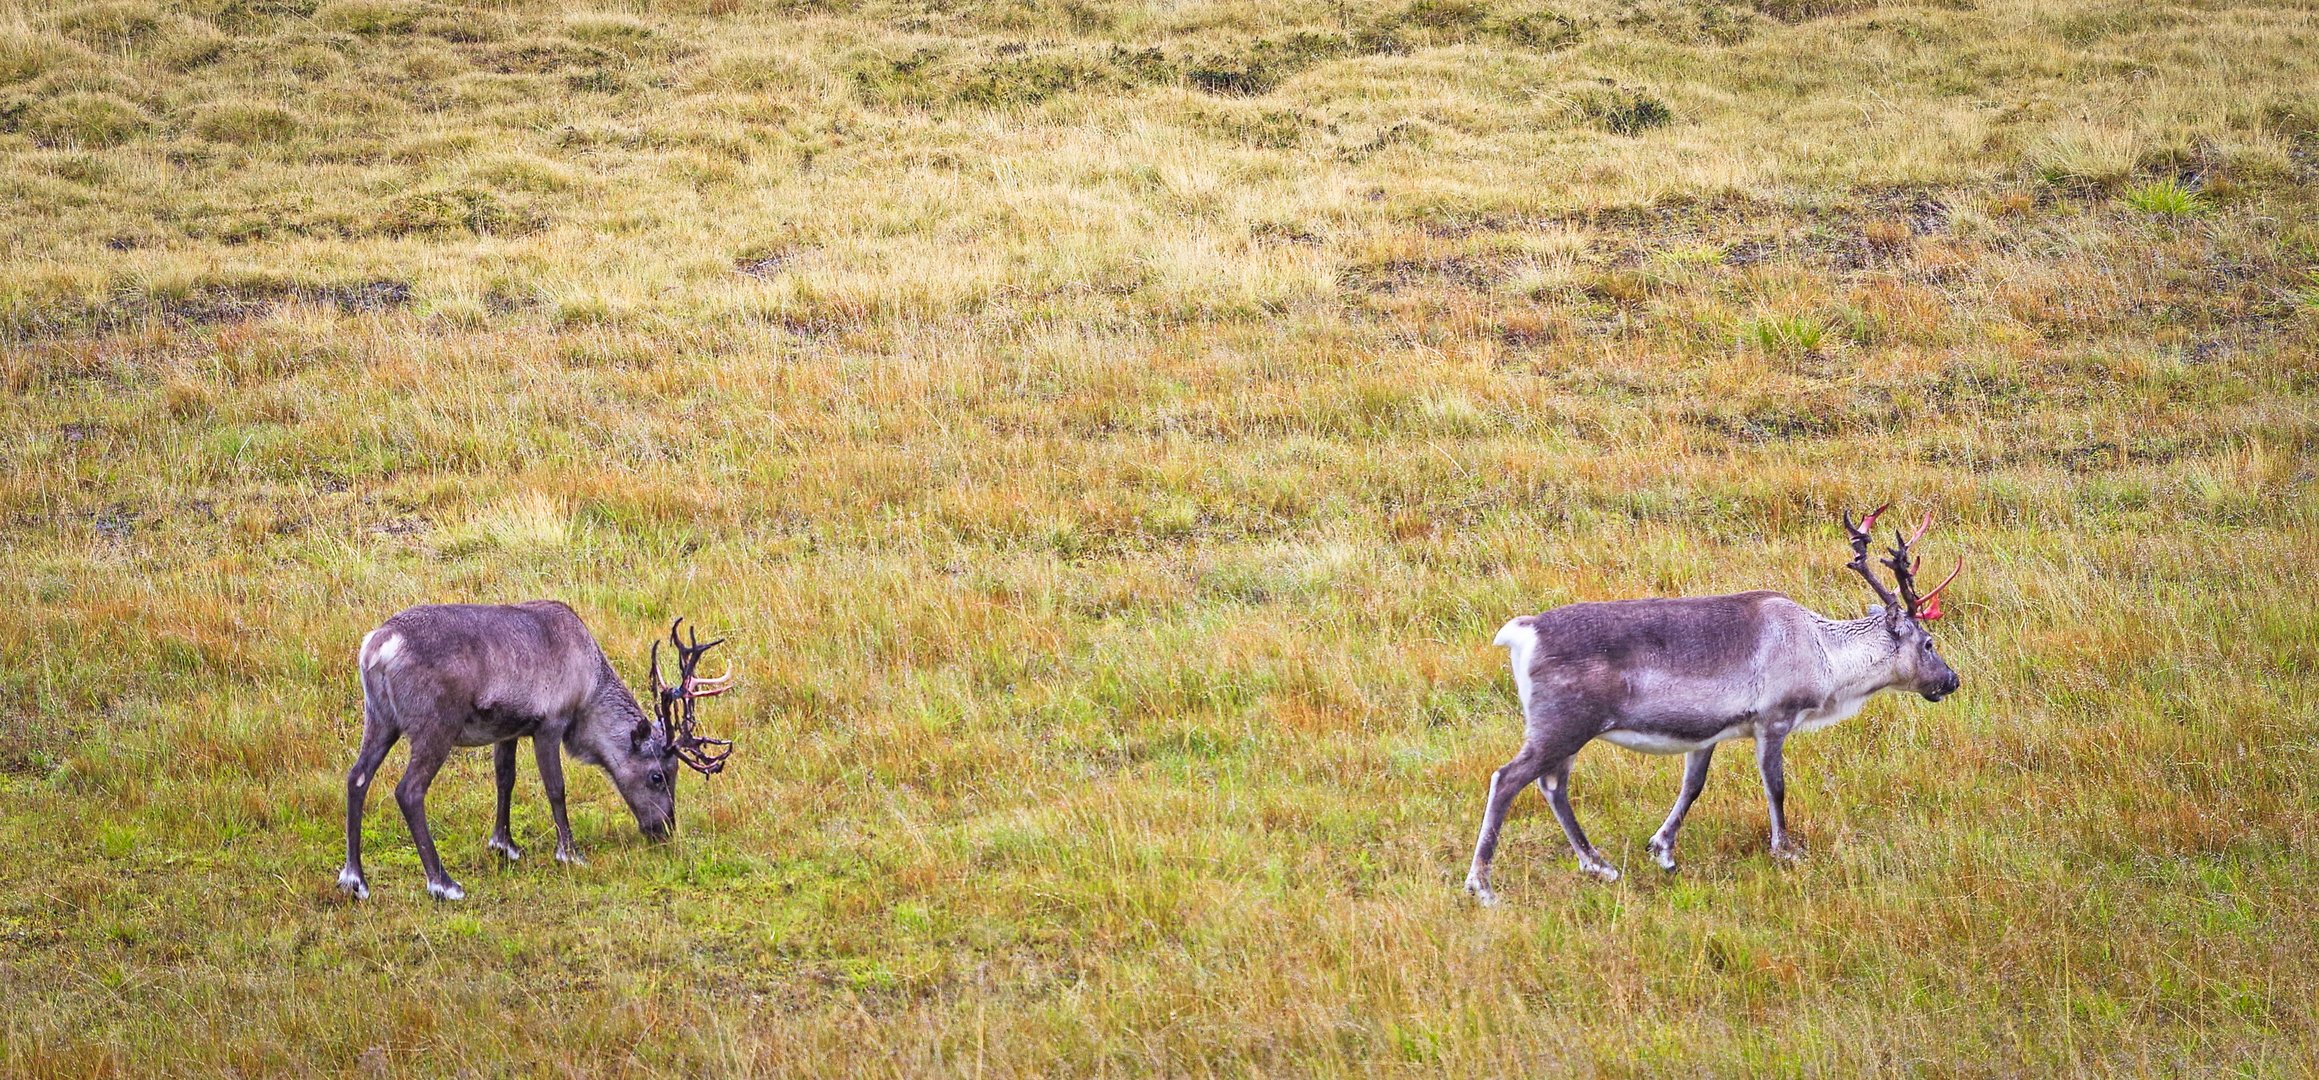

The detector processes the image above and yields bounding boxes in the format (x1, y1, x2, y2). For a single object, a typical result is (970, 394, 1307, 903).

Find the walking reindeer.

(1465, 507, 1962, 904)
(339, 603, 736, 901)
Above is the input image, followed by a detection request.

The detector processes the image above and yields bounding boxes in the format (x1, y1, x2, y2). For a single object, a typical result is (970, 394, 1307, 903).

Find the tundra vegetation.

(2, 0, 2315, 1072)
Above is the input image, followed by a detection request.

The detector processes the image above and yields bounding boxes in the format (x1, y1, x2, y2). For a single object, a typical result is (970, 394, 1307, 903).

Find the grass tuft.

(19, 90, 150, 147)
(376, 185, 541, 237)
(53, 0, 166, 50)
(2124, 178, 2208, 217)
(436, 492, 575, 557)
(1743, 312, 1831, 353)
(1751, 0, 1877, 23)
(0, 26, 69, 82)
(314, 0, 422, 36)
(190, 100, 301, 144)
(1574, 85, 1673, 134)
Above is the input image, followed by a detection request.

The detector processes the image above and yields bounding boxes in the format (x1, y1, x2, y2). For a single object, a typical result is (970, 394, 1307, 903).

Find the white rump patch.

(1495, 618, 1540, 713)
(367, 631, 404, 668)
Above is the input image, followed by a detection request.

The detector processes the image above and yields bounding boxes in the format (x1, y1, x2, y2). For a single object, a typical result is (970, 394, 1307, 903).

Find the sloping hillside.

(4, 0, 2316, 1072)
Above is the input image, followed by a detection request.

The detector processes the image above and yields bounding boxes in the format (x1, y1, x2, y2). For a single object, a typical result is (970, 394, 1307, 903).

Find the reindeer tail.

(357, 630, 402, 735)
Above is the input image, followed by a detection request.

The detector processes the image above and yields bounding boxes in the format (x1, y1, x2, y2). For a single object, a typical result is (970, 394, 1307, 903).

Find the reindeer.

(1464, 507, 1962, 904)
(338, 603, 735, 901)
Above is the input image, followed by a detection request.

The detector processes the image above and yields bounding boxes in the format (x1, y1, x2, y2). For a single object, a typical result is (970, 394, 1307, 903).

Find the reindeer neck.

(568, 657, 648, 766)
(1817, 612, 1907, 699)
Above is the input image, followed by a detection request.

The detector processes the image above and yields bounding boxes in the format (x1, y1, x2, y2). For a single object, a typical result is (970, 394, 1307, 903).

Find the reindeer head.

(611, 618, 737, 839)
(1842, 505, 1963, 702)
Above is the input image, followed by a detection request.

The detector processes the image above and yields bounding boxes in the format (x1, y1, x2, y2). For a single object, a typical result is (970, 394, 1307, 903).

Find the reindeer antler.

(1881, 511, 1964, 621)
(1915, 559, 1961, 619)
(1842, 503, 1902, 616)
(650, 638, 670, 700)
(653, 617, 737, 775)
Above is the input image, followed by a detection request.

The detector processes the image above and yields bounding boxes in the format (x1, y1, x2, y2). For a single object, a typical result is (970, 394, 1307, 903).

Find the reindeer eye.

(648, 770, 665, 786)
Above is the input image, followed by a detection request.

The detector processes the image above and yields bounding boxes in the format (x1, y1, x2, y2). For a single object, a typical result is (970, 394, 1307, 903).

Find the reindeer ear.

(631, 716, 653, 749)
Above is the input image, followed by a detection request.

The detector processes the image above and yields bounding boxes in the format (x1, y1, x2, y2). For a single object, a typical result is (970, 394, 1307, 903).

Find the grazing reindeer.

(1464, 507, 1962, 904)
(338, 604, 736, 901)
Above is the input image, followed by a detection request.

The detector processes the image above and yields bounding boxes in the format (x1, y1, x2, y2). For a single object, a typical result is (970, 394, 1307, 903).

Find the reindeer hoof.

(488, 837, 523, 863)
(554, 847, 587, 867)
(1649, 844, 1677, 872)
(1770, 843, 1804, 864)
(1580, 860, 1621, 883)
(337, 867, 369, 901)
(1463, 877, 1499, 907)
(427, 880, 466, 902)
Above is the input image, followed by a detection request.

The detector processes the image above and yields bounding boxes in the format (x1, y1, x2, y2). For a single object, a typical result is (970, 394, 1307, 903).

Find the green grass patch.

(1742, 313, 1830, 353)
(2124, 178, 2209, 217)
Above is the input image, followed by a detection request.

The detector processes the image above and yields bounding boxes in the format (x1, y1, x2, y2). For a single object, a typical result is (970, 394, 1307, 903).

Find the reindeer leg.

(535, 727, 585, 866)
(487, 740, 523, 862)
(393, 736, 463, 901)
(1757, 730, 1801, 862)
(1648, 746, 1716, 872)
(1541, 757, 1620, 882)
(339, 712, 400, 901)
(1464, 744, 1548, 906)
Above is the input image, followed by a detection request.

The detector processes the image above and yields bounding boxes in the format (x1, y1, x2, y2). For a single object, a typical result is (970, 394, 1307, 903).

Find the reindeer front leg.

(487, 740, 523, 862)
(1756, 729, 1801, 861)
(534, 727, 585, 866)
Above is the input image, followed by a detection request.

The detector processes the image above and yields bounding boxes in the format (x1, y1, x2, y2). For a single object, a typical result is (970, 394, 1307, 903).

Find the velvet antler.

(1842, 503, 1902, 617)
(1879, 511, 1964, 622)
(652, 618, 736, 775)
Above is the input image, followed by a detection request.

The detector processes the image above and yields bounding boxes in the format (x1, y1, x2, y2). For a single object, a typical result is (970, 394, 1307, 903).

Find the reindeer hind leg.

(1465, 744, 1550, 906)
(341, 677, 402, 901)
(1541, 757, 1620, 882)
(1647, 746, 1716, 872)
(393, 734, 463, 901)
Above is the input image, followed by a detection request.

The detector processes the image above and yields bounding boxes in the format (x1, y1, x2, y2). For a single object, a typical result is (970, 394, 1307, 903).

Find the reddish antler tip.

(1916, 555, 1963, 620)
(1905, 510, 1934, 548)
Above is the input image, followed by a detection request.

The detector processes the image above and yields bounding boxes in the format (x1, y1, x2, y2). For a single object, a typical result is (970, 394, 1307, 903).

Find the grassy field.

(4, 0, 2317, 1072)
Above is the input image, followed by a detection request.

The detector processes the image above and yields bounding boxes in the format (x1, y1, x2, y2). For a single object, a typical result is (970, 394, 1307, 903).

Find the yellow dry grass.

(3, 0, 2317, 1073)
